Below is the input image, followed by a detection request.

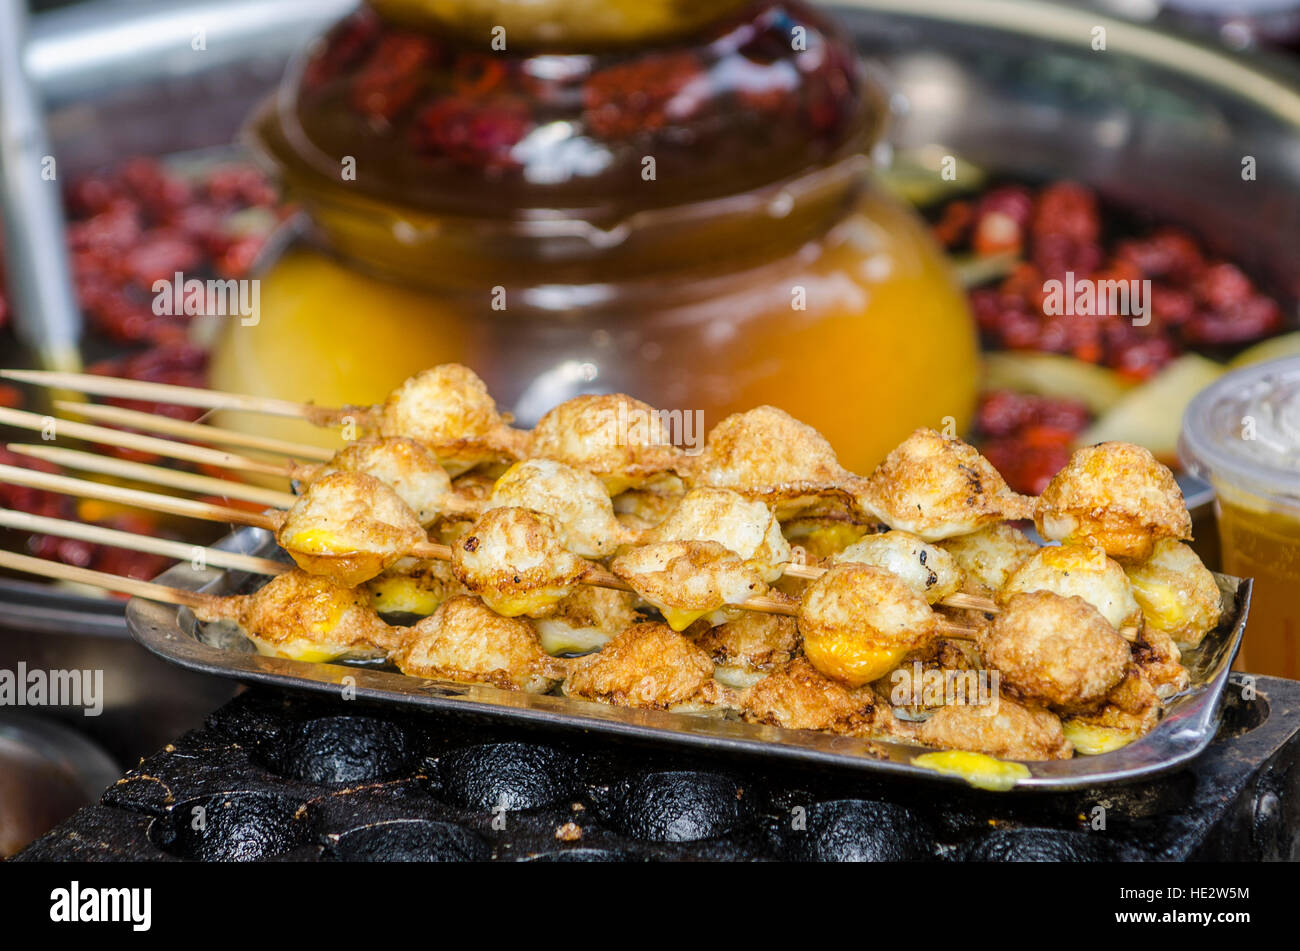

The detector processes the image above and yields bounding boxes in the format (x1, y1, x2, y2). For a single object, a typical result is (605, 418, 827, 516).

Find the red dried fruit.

(1032, 181, 1101, 244)
(413, 96, 533, 172)
(350, 33, 436, 122)
(583, 52, 704, 139)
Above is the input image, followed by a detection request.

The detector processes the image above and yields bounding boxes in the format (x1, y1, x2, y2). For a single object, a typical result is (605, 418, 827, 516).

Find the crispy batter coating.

(798, 563, 937, 686)
(915, 695, 1073, 761)
(1062, 668, 1162, 753)
(377, 364, 526, 475)
(852, 428, 1035, 541)
(562, 621, 730, 710)
(741, 656, 896, 735)
(528, 393, 681, 493)
(277, 470, 427, 587)
(451, 507, 592, 617)
(610, 540, 769, 630)
(487, 458, 630, 558)
(1131, 627, 1192, 699)
(690, 611, 799, 687)
(781, 517, 871, 562)
(392, 596, 562, 693)
(685, 406, 853, 514)
(202, 570, 399, 662)
(999, 543, 1141, 633)
(940, 522, 1040, 596)
(532, 584, 640, 656)
(833, 530, 963, 604)
(1036, 442, 1191, 560)
(646, 487, 792, 582)
(307, 437, 454, 526)
(364, 556, 466, 616)
(611, 477, 685, 532)
(1122, 539, 1222, 649)
(985, 591, 1131, 712)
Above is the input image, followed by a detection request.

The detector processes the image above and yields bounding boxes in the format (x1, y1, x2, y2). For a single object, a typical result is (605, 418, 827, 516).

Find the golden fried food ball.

(939, 522, 1040, 596)
(308, 437, 454, 526)
(364, 556, 466, 616)
(879, 639, 987, 714)
(985, 591, 1131, 712)
(486, 458, 630, 558)
(798, 563, 937, 687)
(1035, 442, 1192, 560)
(999, 543, 1141, 633)
(741, 656, 896, 735)
(611, 477, 685, 532)
(646, 487, 792, 582)
(562, 622, 731, 711)
(528, 393, 680, 494)
(392, 595, 563, 693)
(202, 570, 399, 662)
(915, 695, 1073, 761)
(1131, 627, 1191, 699)
(610, 540, 769, 631)
(1062, 668, 1162, 754)
(685, 406, 853, 514)
(532, 584, 640, 656)
(277, 471, 427, 587)
(378, 364, 526, 475)
(690, 611, 799, 687)
(1122, 539, 1222, 649)
(852, 428, 1035, 541)
(450, 507, 591, 618)
(832, 530, 963, 604)
(780, 516, 871, 562)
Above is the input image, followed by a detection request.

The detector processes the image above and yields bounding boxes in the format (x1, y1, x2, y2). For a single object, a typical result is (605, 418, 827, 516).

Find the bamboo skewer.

(0, 406, 291, 476)
(8, 444, 298, 508)
(5, 405, 1001, 612)
(0, 548, 221, 611)
(0, 368, 336, 422)
(53, 400, 335, 462)
(0, 462, 804, 617)
(0, 508, 288, 576)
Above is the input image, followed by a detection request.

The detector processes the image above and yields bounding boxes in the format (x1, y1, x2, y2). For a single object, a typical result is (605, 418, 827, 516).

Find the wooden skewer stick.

(8, 444, 298, 509)
(0, 463, 816, 619)
(0, 548, 222, 611)
(782, 559, 997, 613)
(0, 462, 275, 529)
(0, 368, 341, 422)
(53, 400, 335, 462)
(0, 457, 996, 618)
(0, 508, 288, 576)
(0, 406, 291, 477)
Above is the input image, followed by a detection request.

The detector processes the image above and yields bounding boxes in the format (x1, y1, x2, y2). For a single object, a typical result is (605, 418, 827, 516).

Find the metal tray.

(124, 527, 1250, 791)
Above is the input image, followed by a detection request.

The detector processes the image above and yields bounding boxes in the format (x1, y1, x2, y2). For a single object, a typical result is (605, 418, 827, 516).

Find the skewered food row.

(0, 364, 1224, 763)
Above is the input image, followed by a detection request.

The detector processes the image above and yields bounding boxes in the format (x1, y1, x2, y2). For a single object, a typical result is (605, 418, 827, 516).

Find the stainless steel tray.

(125, 527, 1250, 791)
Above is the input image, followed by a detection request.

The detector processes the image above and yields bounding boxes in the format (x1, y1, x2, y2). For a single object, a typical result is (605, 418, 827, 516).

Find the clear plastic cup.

(1180, 355, 1300, 678)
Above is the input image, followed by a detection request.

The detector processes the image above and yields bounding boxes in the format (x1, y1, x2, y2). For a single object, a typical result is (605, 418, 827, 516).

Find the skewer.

(0, 548, 221, 611)
(5, 410, 1001, 613)
(0, 462, 801, 617)
(0, 452, 1000, 616)
(0, 406, 291, 476)
(0, 369, 337, 422)
(53, 400, 335, 462)
(0, 508, 288, 576)
(8, 444, 297, 508)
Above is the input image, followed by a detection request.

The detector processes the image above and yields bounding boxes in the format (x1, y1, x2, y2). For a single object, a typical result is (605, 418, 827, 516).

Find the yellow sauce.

(912, 750, 1031, 791)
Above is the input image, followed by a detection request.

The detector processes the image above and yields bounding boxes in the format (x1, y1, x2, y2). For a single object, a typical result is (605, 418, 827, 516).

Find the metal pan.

(125, 526, 1250, 791)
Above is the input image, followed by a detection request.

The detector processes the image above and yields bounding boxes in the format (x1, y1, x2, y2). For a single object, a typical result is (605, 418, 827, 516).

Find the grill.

(15, 673, 1300, 862)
